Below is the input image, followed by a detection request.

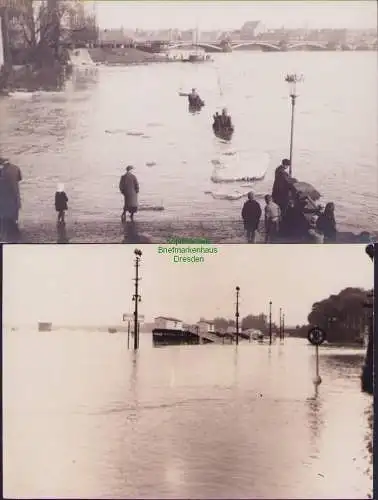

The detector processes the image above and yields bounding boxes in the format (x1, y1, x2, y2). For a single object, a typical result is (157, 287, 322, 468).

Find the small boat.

(213, 123, 234, 141)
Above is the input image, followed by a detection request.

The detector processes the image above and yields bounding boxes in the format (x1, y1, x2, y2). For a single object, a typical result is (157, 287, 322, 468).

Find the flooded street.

(0, 51, 377, 233)
(3, 332, 372, 499)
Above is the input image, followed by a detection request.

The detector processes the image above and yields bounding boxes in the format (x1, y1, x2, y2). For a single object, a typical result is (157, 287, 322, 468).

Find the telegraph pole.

(132, 249, 142, 350)
(269, 301, 272, 345)
(235, 286, 240, 345)
(279, 307, 282, 341)
(282, 312, 285, 341)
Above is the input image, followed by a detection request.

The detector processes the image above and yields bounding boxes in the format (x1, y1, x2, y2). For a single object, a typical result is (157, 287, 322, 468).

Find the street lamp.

(235, 286, 240, 345)
(269, 301, 272, 345)
(285, 73, 303, 176)
(132, 249, 142, 350)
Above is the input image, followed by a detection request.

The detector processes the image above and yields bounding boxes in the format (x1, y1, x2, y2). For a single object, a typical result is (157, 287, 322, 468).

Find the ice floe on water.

(105, 129, 146, 137)
(9, 91, 36, 100)
(204, 190, 249, 201)
(210, 151, 270, 184)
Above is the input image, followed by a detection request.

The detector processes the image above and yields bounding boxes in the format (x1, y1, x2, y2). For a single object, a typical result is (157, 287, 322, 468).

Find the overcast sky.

(94, 1, 377, 31)
(3, 244, 373, 328)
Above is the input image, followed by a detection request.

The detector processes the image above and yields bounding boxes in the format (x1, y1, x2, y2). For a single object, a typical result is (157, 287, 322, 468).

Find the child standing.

(55, 183, 68, 223)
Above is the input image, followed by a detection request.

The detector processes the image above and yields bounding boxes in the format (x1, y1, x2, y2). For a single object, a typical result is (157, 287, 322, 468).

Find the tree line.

(208, 287, 372, 344)
(3, 0, 98, 67)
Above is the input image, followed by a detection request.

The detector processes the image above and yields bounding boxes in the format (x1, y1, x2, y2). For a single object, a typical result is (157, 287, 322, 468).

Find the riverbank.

(7, 218, 376, 244)
(0, 64, 70, 92)
(88, 47, 169, 65)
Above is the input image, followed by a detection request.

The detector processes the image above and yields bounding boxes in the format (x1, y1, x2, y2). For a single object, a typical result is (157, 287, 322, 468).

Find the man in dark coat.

(119, 165, 140, 222)
(241, 191, 262, 243)
(0, 158, 22, 241)
(272, 158, 292, 214)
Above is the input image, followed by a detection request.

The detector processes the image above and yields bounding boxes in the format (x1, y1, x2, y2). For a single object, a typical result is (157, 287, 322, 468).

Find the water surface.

(0, 51, 377, 232)
(3, 331, 372, 499)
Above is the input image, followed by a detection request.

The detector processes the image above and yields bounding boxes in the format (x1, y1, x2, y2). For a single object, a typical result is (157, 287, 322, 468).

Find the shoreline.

(7, 218, 376, 244)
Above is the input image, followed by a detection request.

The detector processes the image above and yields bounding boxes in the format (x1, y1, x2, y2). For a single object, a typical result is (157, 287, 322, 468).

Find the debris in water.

(146, 162, 156, 167)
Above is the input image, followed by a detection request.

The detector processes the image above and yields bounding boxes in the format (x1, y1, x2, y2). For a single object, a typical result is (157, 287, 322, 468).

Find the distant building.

(98, 28, 133, 45)
(197, 320, 215, 334)
(154, 316, 183, 330)
(38, 322, 52, 332)
(240, 21, 266, 40)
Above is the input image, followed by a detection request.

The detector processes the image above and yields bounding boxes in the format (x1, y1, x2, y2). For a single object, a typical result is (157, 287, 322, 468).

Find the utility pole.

(282, 313, 285, 340)
(279, 307, 282, 340)
(285, 73, 303, 176)
(132, 249, 142, 350)
(235, 286, 240, 345)
(269, 301, 272, 345)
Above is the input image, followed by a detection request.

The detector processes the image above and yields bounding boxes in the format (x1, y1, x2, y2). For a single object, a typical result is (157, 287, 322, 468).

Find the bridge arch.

(168, 42, 222, 51)
(287, 41, 327, 50)
(231, 41, 280, 51)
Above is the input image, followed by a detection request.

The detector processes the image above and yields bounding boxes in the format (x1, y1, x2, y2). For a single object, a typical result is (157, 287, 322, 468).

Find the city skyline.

(95, 1, 378, 31)
(3, 245, 373, 328)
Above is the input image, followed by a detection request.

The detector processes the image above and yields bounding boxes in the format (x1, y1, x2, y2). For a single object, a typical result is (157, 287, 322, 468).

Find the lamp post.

(132, 249, 142, 350)
(235, 286, 240, 345)
(269, 301, 272, 345)
(285, 73, 303, 176)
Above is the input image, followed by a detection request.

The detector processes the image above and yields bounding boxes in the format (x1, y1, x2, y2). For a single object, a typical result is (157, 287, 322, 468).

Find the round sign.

(307, 326, 326, 346)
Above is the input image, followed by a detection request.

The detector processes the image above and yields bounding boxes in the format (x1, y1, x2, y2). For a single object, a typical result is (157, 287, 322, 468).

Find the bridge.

(168, 40, 359, 52)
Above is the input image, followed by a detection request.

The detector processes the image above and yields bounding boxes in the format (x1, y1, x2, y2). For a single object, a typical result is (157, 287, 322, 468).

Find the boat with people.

(213, 108, 234, 140)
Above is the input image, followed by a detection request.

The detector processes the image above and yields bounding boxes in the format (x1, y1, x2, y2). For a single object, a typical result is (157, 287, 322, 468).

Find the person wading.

(119, 165, 140, 223)
(241, 191, 262, 243)
(264, 194, 280, 243)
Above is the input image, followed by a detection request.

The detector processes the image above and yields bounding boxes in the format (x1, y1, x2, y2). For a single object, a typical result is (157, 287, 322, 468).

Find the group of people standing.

(241, 158, 337, 244)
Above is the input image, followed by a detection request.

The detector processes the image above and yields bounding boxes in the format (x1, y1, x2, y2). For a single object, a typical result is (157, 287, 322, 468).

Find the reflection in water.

(56, 221, 69, 243)
(3, 333, 372, 499)
(306, 383, 324, 452)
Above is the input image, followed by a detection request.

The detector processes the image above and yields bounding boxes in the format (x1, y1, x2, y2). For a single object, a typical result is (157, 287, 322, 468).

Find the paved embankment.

(12, 218, 376, 244)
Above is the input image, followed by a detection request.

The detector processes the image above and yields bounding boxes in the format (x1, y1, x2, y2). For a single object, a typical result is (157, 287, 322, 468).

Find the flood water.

(3, 331, 372, 499)
(0, 51, 377, 233)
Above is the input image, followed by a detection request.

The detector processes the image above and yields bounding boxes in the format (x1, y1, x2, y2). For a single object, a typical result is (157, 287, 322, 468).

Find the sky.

(94, 1, 378, 31)
(3, 244, 373, 328)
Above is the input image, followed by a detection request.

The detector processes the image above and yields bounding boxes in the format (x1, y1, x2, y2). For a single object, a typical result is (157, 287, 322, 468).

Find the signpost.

(307, 326, 326, 385)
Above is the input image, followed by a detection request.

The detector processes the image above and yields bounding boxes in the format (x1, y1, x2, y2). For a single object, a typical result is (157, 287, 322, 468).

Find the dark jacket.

(272, 165, 291, 206)
(242, 199, 262, 230)
(316, 213, 336, 242)
(0, 170, 18, 220)
(55, 191, 68, 211)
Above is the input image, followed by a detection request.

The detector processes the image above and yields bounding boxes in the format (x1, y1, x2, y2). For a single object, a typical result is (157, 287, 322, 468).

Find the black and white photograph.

(2, 243, 375, 498)
(0, 0, 377, 244)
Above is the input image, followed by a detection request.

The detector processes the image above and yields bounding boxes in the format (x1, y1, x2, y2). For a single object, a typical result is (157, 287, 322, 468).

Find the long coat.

(119, 172, 139, 209)
(0, 164, 22, 221)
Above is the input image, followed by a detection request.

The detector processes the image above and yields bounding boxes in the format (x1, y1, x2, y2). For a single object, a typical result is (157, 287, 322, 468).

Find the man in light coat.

(119, 165, 139, 222)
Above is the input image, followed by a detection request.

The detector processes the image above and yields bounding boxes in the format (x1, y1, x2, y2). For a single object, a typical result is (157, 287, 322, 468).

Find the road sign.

(308, 326, 326, 346)
(122, 314, 145, 323)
